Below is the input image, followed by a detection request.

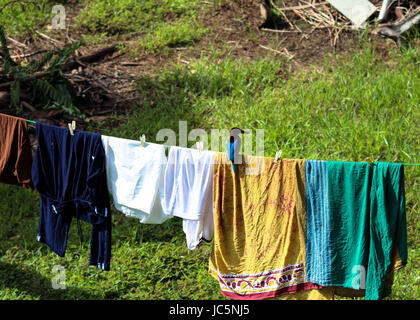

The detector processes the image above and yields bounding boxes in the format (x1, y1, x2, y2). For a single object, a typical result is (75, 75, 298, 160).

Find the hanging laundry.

(0, 113, 33, 189)
(101, 135, 171, 224)
(31, 122, 112, 270)
(366, 162, 407, 300)
(161, 146, 215, 250)
(209, 153, 322, 300)
(305, 160, 407, 300)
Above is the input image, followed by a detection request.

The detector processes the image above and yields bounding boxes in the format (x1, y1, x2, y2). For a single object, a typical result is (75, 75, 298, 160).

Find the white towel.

(161, 146, 215, 249)
(101, 135, 171, 224)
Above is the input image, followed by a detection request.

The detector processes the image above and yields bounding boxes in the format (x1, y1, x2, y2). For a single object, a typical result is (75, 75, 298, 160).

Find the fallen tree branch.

(259, 44, 295, 60)
(10, 49, 48, 60)
(260, 27, 300, 33)
(62, 44, 118, 72)
(0, 71, 49, 89)
(69, 74, 117, 96)
(35, 31, 65, 46)
(0, 45, 119, 89)
(6, 36, 27, 48)
(20, 100, 36, 112)
(269, 0, 329, 12)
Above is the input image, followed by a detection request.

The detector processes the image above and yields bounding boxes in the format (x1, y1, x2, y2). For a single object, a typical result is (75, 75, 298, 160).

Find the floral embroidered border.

(209, 262, 322, 300)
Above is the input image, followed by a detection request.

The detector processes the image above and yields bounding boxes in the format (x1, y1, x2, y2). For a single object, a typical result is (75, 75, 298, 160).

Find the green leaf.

(46, 41, 84, 72)
(0, 25, 15, 73)
(10, 79, 21, 112)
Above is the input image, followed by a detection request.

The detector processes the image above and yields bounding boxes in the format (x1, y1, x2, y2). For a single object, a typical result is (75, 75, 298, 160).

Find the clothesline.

(26, 118, 173, 148)
(24, 118, 420, 166)
(1, 113, 410, 299)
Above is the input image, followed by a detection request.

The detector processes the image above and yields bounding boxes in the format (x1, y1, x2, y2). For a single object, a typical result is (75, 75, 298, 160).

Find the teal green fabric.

(366, 162, 407, 300)
(326, 161, 371, 289)
(305, 160, 407, 300)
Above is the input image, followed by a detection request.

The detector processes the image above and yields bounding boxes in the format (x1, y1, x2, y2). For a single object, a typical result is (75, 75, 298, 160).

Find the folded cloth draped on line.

(161, 146, 215, 250)
(305, 160, 407, 300)
(209, 153, 323, 300)
(101, 135, 171, 224)
(0, 113, 33, 189)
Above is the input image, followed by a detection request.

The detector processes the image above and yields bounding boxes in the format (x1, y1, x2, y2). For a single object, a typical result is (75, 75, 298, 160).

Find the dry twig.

(265, 1, 355, 48)
(269, 0, 329, 12)
(258, 44, 295, 60)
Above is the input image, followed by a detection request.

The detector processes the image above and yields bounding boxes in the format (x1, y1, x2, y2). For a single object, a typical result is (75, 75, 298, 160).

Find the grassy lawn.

(0, 0, 53, 36)
(76, 0, 207, 53)
(0, 0, 419, 300)
(0, 0, 208, 54)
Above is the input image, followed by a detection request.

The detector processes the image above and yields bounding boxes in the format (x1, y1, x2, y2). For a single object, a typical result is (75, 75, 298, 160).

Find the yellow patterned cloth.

(209, 153, 325, 300)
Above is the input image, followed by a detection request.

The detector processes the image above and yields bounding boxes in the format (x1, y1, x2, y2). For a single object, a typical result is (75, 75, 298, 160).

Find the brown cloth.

(0, 113, 34, 188)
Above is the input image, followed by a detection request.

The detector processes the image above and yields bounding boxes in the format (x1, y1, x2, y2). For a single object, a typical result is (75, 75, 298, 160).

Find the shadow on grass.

(0, 261, 103, 300)
(112, 211, 185, 245)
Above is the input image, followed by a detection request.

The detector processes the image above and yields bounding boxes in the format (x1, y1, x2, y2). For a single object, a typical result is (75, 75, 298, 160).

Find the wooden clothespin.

(274, 150, 282, 163)
(196, 141, 204, 153)
(139, 134, 146, 147)
(68, 120, 76, 136)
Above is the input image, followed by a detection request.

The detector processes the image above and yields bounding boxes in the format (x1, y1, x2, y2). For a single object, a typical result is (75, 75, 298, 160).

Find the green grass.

(392, 248, 420, 300)
(76, 0, 201, 36)
(92, 41, 419, 300)
(109, 44, 419, 161)
(137, 18, 207, 54)
(76, 0, 207, 52)
(0, 184, 221, 300)
(0, 0, 55, 36)
(1, 16, 419, 299)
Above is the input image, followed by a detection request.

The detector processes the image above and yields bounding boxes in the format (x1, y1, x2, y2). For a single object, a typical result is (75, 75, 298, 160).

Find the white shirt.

(161, 146, 215, 249)
(101, 135, 171, 224)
